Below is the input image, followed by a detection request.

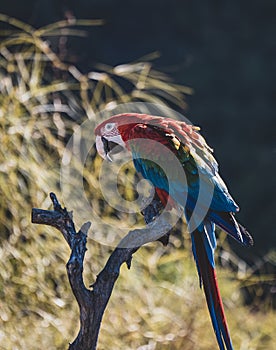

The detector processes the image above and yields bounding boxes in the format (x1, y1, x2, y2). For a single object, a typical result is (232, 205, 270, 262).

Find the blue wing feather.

(133, 151, 251, 247)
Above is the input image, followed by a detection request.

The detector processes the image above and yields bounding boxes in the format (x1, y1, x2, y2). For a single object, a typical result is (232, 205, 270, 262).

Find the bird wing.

(125, 120, 237, 211)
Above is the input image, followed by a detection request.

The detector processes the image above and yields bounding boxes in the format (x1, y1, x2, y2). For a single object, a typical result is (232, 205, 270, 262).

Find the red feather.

(193, 231, 233, 349)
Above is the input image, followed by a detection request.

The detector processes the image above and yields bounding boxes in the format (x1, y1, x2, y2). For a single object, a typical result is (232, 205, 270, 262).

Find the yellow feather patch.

(171, 136, 181, 150)
(183, 145, 190, 153)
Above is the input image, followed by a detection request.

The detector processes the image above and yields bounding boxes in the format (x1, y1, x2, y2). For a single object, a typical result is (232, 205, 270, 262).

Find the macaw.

(94, 113, 253, 350)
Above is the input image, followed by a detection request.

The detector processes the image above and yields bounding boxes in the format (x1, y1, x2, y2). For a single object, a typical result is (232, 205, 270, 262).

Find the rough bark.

(31, 192, 173, 350)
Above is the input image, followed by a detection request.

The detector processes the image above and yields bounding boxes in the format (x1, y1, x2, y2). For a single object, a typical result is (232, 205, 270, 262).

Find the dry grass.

(0, 14, 275, 350)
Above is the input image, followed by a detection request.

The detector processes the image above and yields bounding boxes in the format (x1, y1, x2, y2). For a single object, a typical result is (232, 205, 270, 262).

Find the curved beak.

(95, 135, 125, 161)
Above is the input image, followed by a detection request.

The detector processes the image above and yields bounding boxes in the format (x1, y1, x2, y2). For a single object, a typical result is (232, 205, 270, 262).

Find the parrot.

(94, 113, 253, 350)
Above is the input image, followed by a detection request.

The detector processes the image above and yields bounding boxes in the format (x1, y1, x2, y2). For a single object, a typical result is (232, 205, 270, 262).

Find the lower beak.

(101, 136, 113, 161)
(95, 135, 125, 161)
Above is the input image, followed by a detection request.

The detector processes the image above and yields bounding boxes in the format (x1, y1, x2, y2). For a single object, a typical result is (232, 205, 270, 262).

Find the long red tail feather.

(192, 232, 233, 350)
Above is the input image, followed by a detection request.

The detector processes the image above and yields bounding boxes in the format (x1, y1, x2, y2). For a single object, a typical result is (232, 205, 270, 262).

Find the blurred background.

(0, 1, 275, 349)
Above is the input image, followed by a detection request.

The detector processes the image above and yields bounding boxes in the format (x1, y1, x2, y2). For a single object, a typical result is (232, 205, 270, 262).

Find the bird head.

(94, 119, 124, 161)
(95, 113, 169, 161)
(94, 114, 141, 161)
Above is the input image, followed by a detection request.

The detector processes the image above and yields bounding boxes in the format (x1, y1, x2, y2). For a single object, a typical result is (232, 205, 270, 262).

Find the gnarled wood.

(31, 192, 173, 350)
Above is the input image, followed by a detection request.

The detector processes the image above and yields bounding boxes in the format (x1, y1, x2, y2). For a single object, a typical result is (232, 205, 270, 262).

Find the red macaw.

(95, 113, 253, 350)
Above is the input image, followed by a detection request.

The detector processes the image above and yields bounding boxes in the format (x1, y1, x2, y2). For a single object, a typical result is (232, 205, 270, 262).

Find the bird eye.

(105, 123, 115, 132)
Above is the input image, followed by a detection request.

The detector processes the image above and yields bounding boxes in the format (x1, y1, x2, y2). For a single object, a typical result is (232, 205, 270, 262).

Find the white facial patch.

(96, 135, 106, 159)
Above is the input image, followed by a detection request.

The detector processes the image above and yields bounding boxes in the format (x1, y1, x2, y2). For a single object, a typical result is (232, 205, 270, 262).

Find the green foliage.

(0, 14, 275, 350)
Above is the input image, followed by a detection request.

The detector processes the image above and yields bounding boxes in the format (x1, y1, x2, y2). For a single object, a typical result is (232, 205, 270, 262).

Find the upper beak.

(96, 135, 112, 161)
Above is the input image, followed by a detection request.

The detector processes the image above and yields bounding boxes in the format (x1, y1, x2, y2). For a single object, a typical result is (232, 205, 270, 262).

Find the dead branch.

(31, 192, 173, 350)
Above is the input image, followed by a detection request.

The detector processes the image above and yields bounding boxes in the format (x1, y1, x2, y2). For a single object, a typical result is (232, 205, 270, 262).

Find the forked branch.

(31, 192, 173, 350)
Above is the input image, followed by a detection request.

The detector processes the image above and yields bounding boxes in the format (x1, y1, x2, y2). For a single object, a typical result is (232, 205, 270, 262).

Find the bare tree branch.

(31, 192, 173, 350)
